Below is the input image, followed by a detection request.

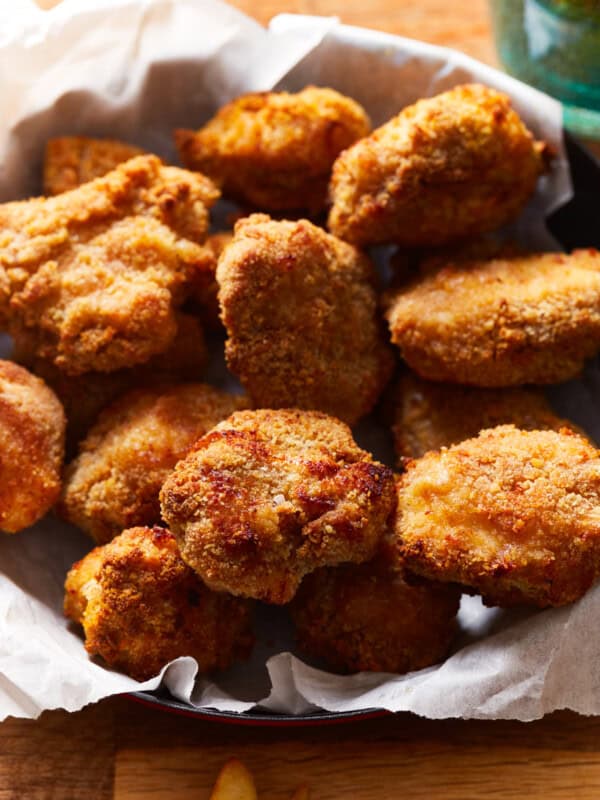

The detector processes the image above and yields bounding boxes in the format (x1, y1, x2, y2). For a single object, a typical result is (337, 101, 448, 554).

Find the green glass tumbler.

(489, 0, 600, 137)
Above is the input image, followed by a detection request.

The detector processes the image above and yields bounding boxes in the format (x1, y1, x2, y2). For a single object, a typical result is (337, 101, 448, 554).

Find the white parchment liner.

(1, 0, 596, 723)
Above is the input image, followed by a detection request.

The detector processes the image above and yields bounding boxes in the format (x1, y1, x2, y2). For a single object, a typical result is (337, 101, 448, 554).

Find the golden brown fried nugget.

(392, 371, 583, 461)
(60, 383, 246, 544)
(176, 86, 370, 212)
(160, 409, 396, 604)
(0, 360, 65, 533)
(64, 526, 254, 681)
(397, 426, 600, 608)
(385, 249, 600, 386)
(291, 555, 460, 674)
(43, 136, 145, 195)
(19, 312, 208, 450)
(1, 155, 218, 374)
(217, 214, 394, 425)
(191, 231, 233, 329)
(328, 84, 548, 247)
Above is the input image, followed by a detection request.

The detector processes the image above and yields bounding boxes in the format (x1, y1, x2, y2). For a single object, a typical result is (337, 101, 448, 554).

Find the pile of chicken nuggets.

(2, 81, 600, 684)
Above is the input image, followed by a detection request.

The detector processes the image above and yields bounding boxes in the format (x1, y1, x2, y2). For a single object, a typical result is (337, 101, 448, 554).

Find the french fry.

(209, 759, 258, 800)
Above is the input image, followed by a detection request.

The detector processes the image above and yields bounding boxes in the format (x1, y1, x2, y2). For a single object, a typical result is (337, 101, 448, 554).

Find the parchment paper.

(0, 0, 595, 723)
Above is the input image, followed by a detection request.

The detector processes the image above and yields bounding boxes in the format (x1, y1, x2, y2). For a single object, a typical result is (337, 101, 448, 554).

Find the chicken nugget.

(18, 311, 208, 450)
(176, 86, 370, 213)
(43, 136, 145, 195)
(396, 425, 600, 607)
(291, 554, 460, 674)
(217, 214, 394, 425)
(1, 155, 218, 374)
(64, 525, 254, 681)
(60, 383, 246, 544)
(392, 371, 584, 462)
(328, 83, 549, 247)
(160, 409, 396, 604)
(0, 360, 65, 533)
(385, 249, 600, 386)
(191, 231, 233, 329)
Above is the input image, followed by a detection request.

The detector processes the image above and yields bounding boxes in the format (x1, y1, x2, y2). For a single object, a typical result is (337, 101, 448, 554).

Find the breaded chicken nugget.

(291, 554, 460, 674)
(43, 136, 145, 195)
(64, 525, 254, 681)
(60, 383, 246, 544)
(217, 214, 394, 425)
(176, 87, 370, 213)
(0, 360, 65, 533)
(1, 155, 218, 374)
(397, 425, 600, 607)
(19, 312, 208, 450)
(328, 84, 548, 247)
(160, 409, 396, 604)
(192, 231, 233, 329)
(392, 371, 583, 462)
(385, 248, 600, 386)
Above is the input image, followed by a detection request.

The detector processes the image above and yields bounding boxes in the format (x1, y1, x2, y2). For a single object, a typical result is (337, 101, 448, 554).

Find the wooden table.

(3, 2, 600, 798)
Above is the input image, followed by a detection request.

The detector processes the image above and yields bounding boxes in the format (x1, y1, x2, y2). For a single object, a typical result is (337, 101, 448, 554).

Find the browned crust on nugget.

(60, 383, 247, 544)
(176, 86, 371, 212)
(0, 360, 65, 532)
(217, 214, 394, 425)
(1, 155, 219, 374)
(396, 426, 600, 607)
(291, 557, 460, 674)
(160, 409, 396, 604)
(18, 311, 208, 451)
(43, 137, 145, 195)
(392, 370, 585, 462)
(328, 84, 548, 247)
(385, 249, 600, 386)
(64, 525, 254, 681)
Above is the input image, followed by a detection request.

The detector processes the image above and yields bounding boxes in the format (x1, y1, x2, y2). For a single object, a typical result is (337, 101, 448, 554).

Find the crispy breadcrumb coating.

(217, 214, 394, 425)
(392, 370, 584, 462)
(60, 383, 246, 544)
(291, 555, 460, 674)
(160, 409, 396, 604)
(176, 86, 370, 212)
(64, 525, 254, 681)
(0, 360, 65, 533)
(385, 249, 600, 386)
(396, 425, 600, 607)
(328, 84, 548, 247)
(192, 231, 233, 329)
(1, 155, 219, 374)
(43, 136, 144, 195)
(18, 312, 208, 450)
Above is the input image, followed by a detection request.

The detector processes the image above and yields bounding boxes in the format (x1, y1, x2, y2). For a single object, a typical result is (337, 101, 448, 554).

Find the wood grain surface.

(2, 1, 600, 798)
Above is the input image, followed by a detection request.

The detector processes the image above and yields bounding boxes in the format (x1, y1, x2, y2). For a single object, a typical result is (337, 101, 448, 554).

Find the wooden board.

(1, 1, 599, 798)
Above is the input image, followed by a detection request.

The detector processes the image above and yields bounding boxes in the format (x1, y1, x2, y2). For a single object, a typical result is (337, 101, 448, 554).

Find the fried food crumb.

(43, 136, 145, 195)
(160, 409, 396, 604)
(291, 554, 460, 674)
(217, 214, 394, 425)
(328, 83, 548, 247)
(1, 155, 218, 374)
(385, 249, 600, 386)
(64, 525, 254, 681)
(396, 425, 600, 607)
(392, 370, 585, 462)
(61, 383, 247, 544)
(176, 86, 370, 212)
(0, 360, 65, 533)
(18, 311, 208, 451)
